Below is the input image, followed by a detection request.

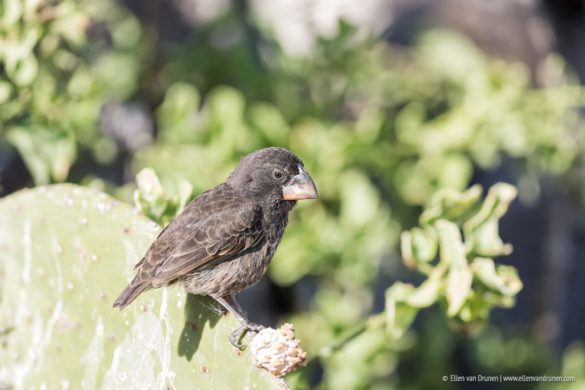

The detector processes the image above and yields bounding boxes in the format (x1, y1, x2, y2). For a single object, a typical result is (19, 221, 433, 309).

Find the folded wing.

(150, 201, 264, 285)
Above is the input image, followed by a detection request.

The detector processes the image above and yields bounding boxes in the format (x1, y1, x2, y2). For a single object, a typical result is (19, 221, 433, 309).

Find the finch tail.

(113, 275, 151, 309)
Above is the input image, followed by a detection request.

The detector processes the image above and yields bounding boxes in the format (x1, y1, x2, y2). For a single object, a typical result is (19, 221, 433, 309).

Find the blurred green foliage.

(0, 0, 143, 183)
(547, 342, 585, 390)
(2, 0, 584, 388)
(388, 183, 521, 340)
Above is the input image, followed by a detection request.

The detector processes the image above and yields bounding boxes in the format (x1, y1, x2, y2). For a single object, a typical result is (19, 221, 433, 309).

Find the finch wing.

(150, 201, 264, 285)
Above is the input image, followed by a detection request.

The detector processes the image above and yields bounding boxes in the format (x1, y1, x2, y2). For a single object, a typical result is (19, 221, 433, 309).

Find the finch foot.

(213, 295, 265, 348)
(229, 322, 265, 349)
(230, 325, 247, 349)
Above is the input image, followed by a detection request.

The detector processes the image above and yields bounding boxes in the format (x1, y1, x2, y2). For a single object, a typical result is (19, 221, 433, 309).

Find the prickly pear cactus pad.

(0, 185, 286, 389)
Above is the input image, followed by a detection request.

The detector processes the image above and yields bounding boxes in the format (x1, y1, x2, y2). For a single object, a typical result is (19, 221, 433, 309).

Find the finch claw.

(229, 322, 265, 349)
(229, 325, 248, 349)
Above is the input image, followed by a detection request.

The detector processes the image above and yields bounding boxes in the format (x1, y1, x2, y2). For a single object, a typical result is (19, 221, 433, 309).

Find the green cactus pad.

(0, 184, 285, 389)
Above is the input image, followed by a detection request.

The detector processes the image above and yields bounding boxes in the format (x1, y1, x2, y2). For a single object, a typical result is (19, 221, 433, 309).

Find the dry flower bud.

(250, 324, 307, 377)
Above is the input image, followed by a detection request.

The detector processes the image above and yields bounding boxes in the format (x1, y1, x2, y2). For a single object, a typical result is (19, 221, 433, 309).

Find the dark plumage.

(113, 147, 317, 346)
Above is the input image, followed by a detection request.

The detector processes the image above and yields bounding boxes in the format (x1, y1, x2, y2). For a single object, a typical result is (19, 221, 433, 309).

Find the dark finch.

(113, 147, 317, 346)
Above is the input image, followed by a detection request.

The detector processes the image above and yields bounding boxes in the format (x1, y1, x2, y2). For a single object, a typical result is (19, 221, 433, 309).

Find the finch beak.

(282, 170, 318, 200)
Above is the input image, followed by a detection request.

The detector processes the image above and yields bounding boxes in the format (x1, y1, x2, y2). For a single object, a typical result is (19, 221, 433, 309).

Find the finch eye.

(273, 170, 283, 180)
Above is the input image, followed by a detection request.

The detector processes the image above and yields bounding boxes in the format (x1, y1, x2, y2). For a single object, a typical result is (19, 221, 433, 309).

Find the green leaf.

(385, 283, 419, 340)
(406, 267, 445, 307)
(207, 85, 246, 126)
(435, 219, 472, 317)
(12, 55, 39, 86)
(157, 82, 202, 143)
(453, 291, 492, 327)
(132, 168, 196, 226)
(420, 184, 482, 226)
(249, 103, 290, 145)
(6, 127, 76, 184)
(176, 179, 195, 212)
(401, 226, 437, 268)
(385, 268, 443, 339)
(464, 183, 517, 257)
(0, 0, 22, 28)
(133, 168, 168, 222)
(0, 80, 13, 104)
(471, 257, 523, 296)
(339, 170, 380, 228)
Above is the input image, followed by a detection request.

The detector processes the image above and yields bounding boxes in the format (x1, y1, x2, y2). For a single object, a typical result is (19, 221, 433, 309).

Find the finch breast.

(182, 240, 277, 297)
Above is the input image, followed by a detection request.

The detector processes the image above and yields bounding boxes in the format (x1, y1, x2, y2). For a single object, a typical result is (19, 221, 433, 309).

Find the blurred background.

(1, 0, 585, 388)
